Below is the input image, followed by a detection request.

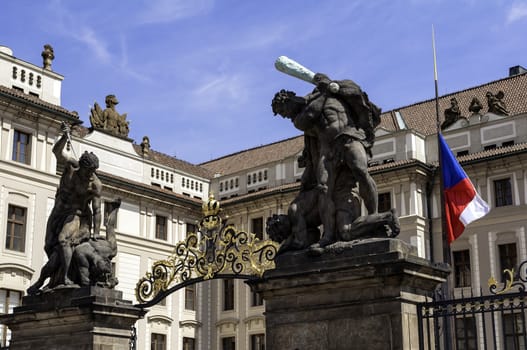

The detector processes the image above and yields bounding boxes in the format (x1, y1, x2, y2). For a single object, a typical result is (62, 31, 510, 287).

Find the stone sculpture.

(140, 136, 151, 155)
(71, 199, 120, 288)
(486, 91, 509, 116)
(441, 97, 467, 130)
(468, 97, 483, 115)
(28, 123, 119, 294)
(41, 44, 54, 70)
(270, 60, 399, 252)
(90, 94, 130, 138)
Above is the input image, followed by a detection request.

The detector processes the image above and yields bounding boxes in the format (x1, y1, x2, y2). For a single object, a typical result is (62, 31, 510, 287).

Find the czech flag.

(440, 134, 490, 244)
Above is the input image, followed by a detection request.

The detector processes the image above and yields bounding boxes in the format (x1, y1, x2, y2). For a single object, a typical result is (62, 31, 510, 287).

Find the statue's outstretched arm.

(53, 123, 78, 166)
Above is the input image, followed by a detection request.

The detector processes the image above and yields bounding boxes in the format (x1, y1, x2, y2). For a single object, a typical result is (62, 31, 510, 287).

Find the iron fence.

(417, 288, 527, 350)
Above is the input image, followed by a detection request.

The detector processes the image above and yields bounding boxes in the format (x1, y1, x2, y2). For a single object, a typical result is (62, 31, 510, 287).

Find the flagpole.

(433, 25, 453, 350)
(432, 26, 451, 267)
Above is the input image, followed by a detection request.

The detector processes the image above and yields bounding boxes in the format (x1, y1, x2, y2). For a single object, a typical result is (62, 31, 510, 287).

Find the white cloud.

(506, 2, 527, 24)
(118, 35, 153, 83)
(140, 0, 214, 24)
(191, 74, 248, 111)
(75, 27, 112, 64)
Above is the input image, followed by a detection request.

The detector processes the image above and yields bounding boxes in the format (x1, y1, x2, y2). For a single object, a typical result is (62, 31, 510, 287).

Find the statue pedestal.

(249, 238, 449, 350)
(0, 286, 145, 350)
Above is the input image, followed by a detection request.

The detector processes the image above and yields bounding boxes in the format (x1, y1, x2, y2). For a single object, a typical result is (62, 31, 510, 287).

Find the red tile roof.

(200, 135, 305, 176)
(132, 144, 214, 179)
(380, 72, 527, 135)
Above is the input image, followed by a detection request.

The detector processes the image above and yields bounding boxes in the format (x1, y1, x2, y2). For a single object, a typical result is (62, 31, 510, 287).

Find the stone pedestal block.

(248, 238, 449, 350)
(0, 286, 145, 350)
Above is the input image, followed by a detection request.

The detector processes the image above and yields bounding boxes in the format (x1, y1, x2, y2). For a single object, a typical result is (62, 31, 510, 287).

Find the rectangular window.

(151, 333, 166, 350)
(499, 243, 517, 282)
(185, 285, 195, 311)
(494, 178, 513, 207)
(455, 316, 477, 350)
(503, 313, 526, 350)
(378, 192, 391, 213)
(183, 337, 196, 350)
(0, 289, 22, 348)
(103, 201, 119, 225)
(223, 279, 234, 310)
(251, 290, 263, 307)
(453, 250, 471, 288)
(155, 215, 167, 240)
(484, 144, 497, 151)
(222, 336, 236, 350)
(5, 205, 27, 252)
(250, 334, 265, 350)
(186, 223, 197, 237)
(12, 130, 31, 165)
(251, 217, 264, 240)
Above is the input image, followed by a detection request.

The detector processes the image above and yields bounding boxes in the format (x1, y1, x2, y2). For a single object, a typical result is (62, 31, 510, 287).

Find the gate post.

(249, 239, 449, 350)
(1, 286, 146, 350)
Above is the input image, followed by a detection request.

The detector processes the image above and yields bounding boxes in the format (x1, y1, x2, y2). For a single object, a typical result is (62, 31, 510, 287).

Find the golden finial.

(202, 192, 220, 217)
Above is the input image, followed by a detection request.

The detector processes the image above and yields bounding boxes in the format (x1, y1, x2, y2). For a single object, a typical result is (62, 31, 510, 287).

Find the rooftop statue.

(486, 91, 509, 116)
(441, 97, 467, 130)
(41, 44, 54, 70)
(469, 97, 483, 115)
(269, 57, 399, 253)
(140, 136, 151, 155)
(28, 123, 119, 294)
(90, 94, 130, 138)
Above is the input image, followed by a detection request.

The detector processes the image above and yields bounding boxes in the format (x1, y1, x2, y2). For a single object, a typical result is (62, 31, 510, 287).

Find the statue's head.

(79, 151, 99, 171)
(271, 89, 305, 119)
(266, 214, 291, 243)
(105, 94, 119, 107)
(313, 73, 331, 89)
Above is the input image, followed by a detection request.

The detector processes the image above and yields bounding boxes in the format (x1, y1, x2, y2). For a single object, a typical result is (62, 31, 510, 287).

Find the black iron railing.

(418, 270, 527, 350)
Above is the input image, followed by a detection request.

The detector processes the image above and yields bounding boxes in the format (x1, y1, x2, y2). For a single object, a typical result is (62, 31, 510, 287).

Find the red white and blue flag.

(440, 134, 490, 244)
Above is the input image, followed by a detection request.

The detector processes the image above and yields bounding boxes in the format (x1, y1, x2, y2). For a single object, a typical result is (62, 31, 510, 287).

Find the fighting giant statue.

(268, 57, 399, 253)
(28, 123, 119, 294)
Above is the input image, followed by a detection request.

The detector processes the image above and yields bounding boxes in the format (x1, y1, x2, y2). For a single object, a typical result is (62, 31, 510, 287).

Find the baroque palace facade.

(1, 44, 527, 350)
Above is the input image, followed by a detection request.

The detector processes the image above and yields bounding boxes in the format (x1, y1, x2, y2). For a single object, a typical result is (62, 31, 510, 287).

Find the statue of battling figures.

(268, 56, 400, 253)
(28, 122, 120, 294)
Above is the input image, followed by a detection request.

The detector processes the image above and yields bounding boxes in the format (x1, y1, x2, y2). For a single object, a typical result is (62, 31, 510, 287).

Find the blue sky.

(3, 0, 527, 164)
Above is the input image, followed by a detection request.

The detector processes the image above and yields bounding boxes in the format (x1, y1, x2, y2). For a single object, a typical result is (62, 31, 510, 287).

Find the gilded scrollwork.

(135, 194, 279, 306)
(489, 260, 527, 295)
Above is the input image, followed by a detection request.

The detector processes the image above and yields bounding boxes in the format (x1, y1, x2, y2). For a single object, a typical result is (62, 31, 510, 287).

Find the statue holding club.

(268, 57, 399, 253)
